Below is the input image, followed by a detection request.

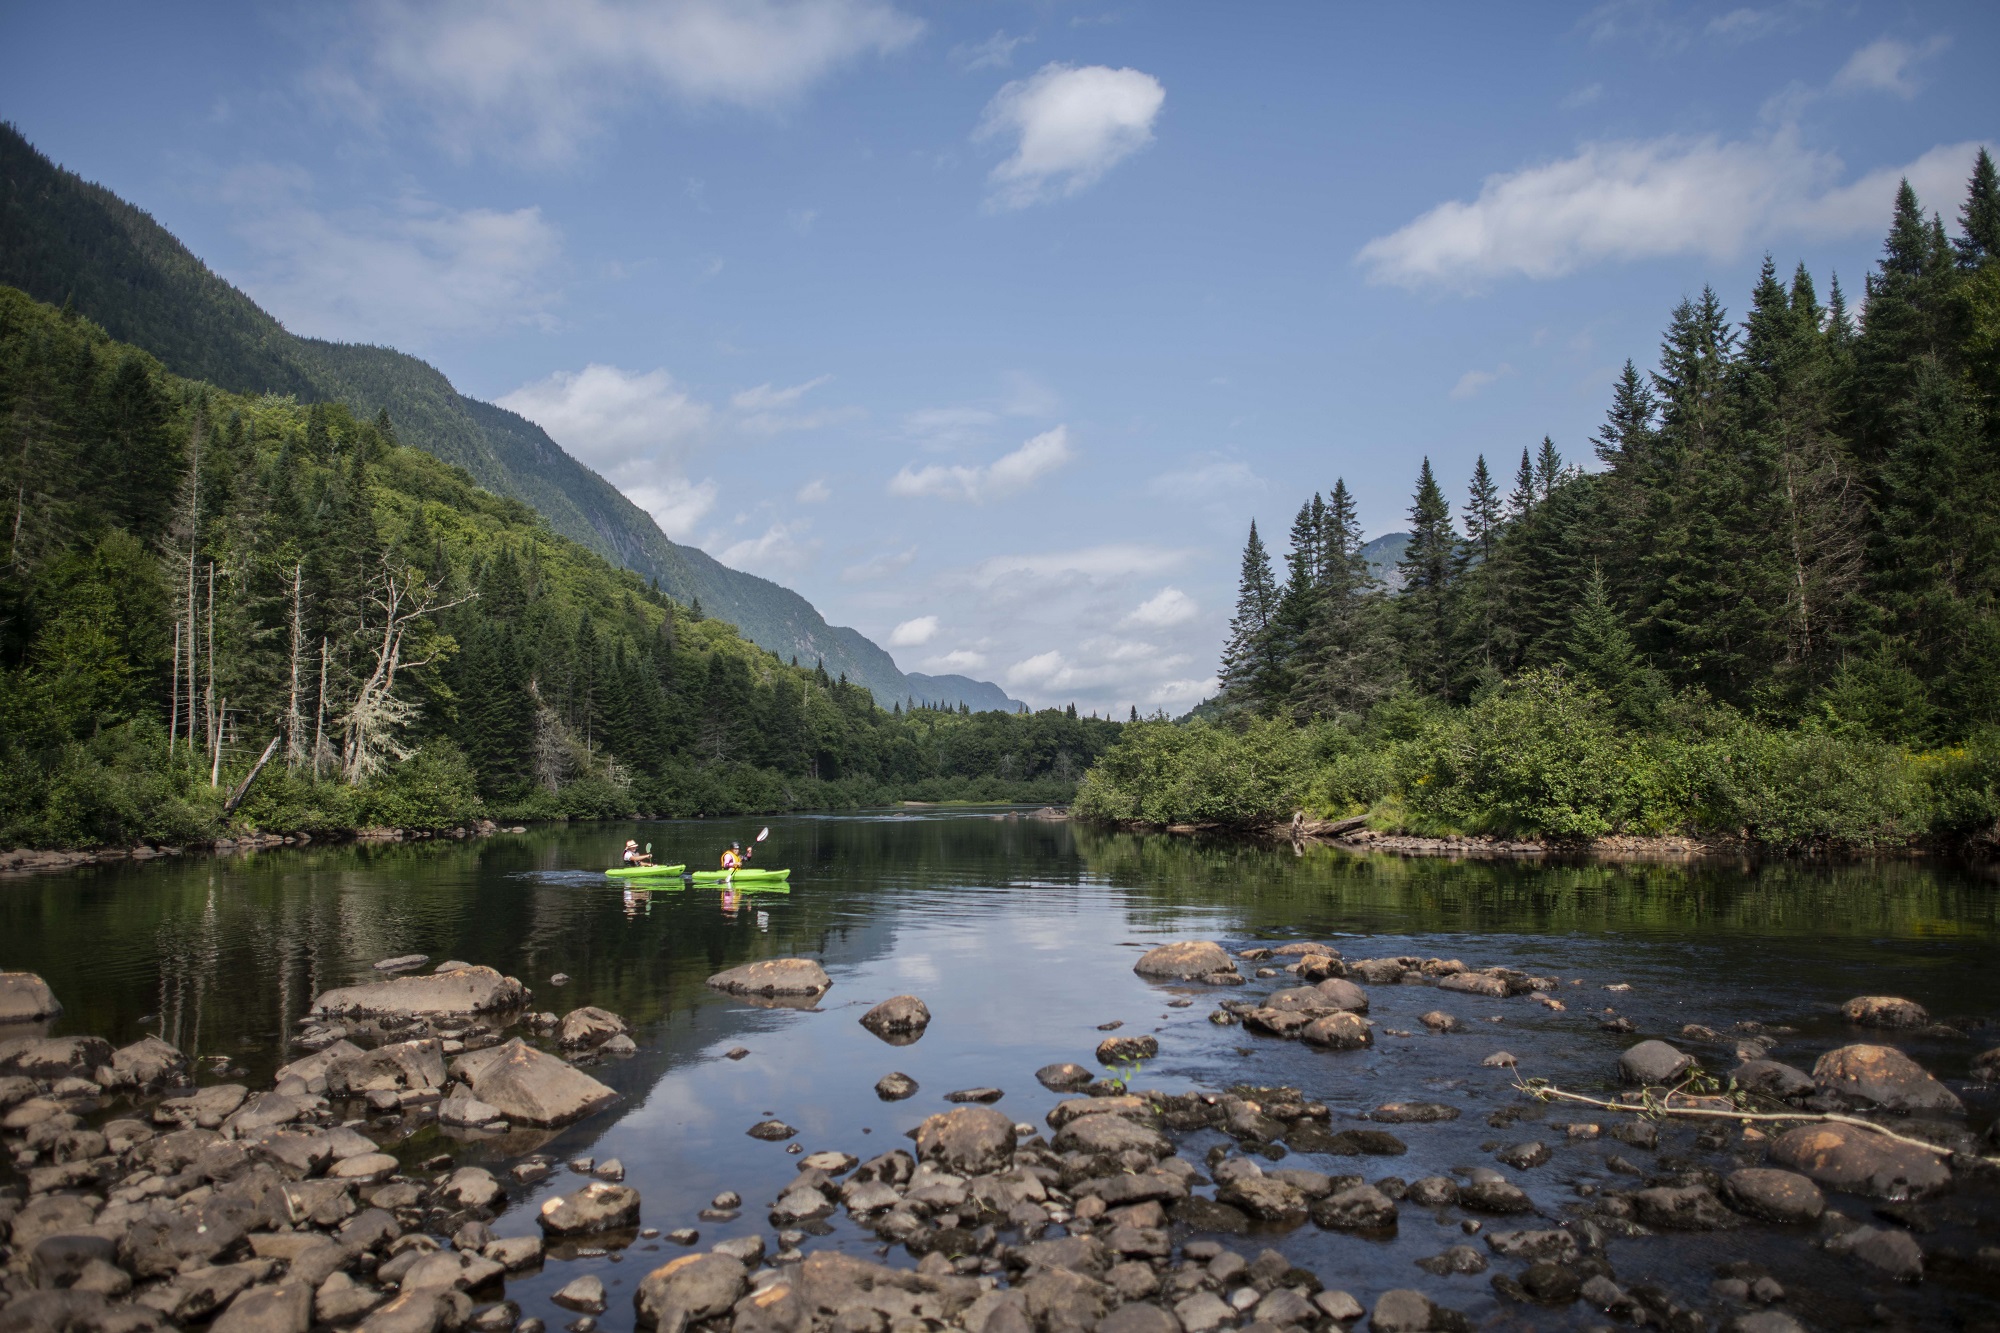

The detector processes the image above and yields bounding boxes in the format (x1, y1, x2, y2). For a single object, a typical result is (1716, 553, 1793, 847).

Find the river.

(3, 809, 1996, 1330)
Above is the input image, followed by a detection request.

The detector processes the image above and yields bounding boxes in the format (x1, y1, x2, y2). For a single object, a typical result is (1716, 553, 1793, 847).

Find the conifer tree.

(1396, 459, 1458, 697)
(1220, 520, 1284, 709)
(1957, 147, 2000, 266)
(1506, 447, 1536, 519)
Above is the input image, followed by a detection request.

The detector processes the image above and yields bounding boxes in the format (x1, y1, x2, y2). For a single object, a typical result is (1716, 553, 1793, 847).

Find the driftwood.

(222, 736, 281, 816)
(1513, 1073, 1999, 1166)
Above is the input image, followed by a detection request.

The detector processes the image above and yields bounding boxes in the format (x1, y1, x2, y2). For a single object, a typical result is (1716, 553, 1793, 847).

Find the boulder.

(1133, 942, 1237, 981)
(859, 995, 931, 1043)
(557, 1007, 629, 1048)
(211, 1280, 312, 1333)
(705, 959, 830, 996)
(0, 1035, 111, 1078)
(875, 1073, 918, 1101)
(1971, 1047, 2000, 1083)
(1733, 1059, 1814, 1102)
(0, 971, 61, 1022)
(1631, 1185, 1738, 1230)
(0, 1290, 172, 1333)
(157, 1083, 249, 1129)
(438, 1094, 504, 1127)
(539, 1182, 641, 1234)
(634, 1253, 747, 1332)
(1311, 1184, 1396, 1231)
(310, 966, 526, 1019)
(1096, 1035, 1158, 1064)
(1811, 1044, 1963, 1114)
(1036, 1062, 1093, 1091)
(1438, 972, 1508, 998)
(914, 1106, 1015, 1175)
(1371, 1102, 1459, 1124)
(1768, 1122, 1952, 1198)
(1618, 1040, 1693, 1085)
(1721, 1169, 1823, 1224)
(448, 1039, 616, 1126)
(440, 1167, 503, 1211)
(1054, 1114, 1171, 1158)
(1840, 996, 1929, 1029)
(1299, 1013, 1372, 1049)
(103, 1037, 188, 1090)
(272, 1041, 365, 1096)
(1370, 1290, 1438, 1333)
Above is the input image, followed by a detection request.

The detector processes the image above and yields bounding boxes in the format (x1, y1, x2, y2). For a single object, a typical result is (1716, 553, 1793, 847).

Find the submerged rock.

(1618, 1040, 1694, 1085)
(557, 1007, 629, 1048)
(1721, 1168, 1824, 1224)
(538, 1182, 640, 1234)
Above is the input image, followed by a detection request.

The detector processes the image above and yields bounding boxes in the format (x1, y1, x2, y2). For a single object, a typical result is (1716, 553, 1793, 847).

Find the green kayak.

(689, 868, 791, 883)
(605, 864, 686, 878)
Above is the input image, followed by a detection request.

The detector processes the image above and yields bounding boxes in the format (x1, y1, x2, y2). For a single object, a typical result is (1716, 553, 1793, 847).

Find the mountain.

(0, 123, 1012, 711)
(1360, 531, 1412, 592)
(903, 673, 1028, 714)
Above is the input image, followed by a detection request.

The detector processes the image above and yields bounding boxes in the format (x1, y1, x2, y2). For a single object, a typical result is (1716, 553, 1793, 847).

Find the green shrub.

(1397, 670, 1635, 839)
(11, 718, 221, 848)
(358, 744, 483, 830)
(1074, 718, 1312, 826)
(1686, 726, 1929, 849)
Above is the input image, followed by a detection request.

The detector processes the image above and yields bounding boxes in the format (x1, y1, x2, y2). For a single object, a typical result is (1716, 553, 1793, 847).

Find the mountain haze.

(0, 124, 1010, 710)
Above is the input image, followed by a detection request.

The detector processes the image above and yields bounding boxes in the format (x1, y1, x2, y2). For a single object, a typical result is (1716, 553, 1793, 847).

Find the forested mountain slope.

(0, 123, 979, 707)
(0, 288, 1119, 847)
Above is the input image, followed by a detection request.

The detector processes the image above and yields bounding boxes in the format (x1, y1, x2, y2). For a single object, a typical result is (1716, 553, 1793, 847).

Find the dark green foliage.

(0, 287, 1121, 847)
(1149, 152, 2000, 847)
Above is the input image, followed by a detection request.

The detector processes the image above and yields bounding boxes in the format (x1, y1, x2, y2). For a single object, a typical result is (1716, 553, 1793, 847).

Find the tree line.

(1222, 152, 2000, 744)
(1078, 155, 1999, 848)
(0, 287, 1119, 848)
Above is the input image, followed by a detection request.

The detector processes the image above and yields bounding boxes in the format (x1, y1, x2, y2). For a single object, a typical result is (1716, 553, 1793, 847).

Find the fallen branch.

(1511, 1074, 1998, 1166)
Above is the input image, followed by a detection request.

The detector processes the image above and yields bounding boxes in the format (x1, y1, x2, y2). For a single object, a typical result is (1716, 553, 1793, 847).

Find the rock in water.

(0, 971, 62, 1022)
(704, 959, 831, 996)
(747, 1120, 797, 1141)
(1300, 1013, 1372, 1049)
(1810, 1044, 1963, 1113)
(1618, 1040, 1694, 1085)
(1095, 1035, 1158, 1064)
(539, 1182, 641, 1234)
(875, 1073, 918, 1101)
(915, 1106, 1016, 1175)
(1768, 1122, 1952, 1198)
(554, 1275, 609, 1313)
(859, 995, 931, 1042)
(1132, 942, 1238, 981)
(633, 1253, 746, 1332)
(558, 1007, 630, 1048)
(1733, 1059, 1814, 1101)
(1721, 1169, 1824, 1224)
(1035, 1063, 1093, 1090)
(1370, 1290, 1437, 1333)
(373, 954, 429, 972)
(1840, 996, 1929, 1028)
(1826, 1226, 1924, 1280)
(310, 965, 527, 1019)
(448, 1039, 617, 1126)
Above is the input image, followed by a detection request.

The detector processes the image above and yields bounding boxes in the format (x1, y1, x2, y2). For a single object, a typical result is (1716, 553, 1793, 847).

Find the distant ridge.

(902, 673, 1028, 714)
(0, 123, 1013, 713)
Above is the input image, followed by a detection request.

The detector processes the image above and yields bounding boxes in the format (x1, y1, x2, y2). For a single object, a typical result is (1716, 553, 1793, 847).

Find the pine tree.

(1593, 361, 1658, 467)
(1533, 436, 1565, 501)
(1461, 456, 1502, 561)
(1507, 447, 1536, 519)
(1396, 459, 1458, 697)
(1271, 499, 1322, 682)
(1219, 520, 1284, 709)
(1957, 147, 2000, 266)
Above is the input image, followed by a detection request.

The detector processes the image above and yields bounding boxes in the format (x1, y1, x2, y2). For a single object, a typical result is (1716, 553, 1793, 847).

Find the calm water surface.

(4, 810, 1997, 1330)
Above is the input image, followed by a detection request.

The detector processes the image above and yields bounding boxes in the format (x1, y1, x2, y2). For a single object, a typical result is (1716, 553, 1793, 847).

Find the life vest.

(721, 850, 741, 869)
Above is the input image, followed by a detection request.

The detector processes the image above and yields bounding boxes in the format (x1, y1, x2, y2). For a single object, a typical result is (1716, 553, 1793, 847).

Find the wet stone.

(1722, 1169, 1824, 1224)
(875, 1073, 918, 1101)
(1415, 1246, 1487, 1275)
(749, 1120, 799, 1141)
(1619, 1040, 1694, 1085)
(1495, 1141, 1550, 1169)
(1035, 1063, 1093, 1091)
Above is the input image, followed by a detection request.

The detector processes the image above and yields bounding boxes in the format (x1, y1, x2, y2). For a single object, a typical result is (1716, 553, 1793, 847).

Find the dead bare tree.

(339, 562, 472, 782)
(285, 563, 307, 770)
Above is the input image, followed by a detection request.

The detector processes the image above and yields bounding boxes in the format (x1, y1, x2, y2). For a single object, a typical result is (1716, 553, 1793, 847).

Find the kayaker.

(719, 842, 744, 881)
(623, 840, 653, 867)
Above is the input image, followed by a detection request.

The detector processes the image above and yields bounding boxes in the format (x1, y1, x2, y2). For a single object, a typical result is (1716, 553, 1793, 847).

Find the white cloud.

(220, 165, 561, 345)
(969, 543, 1190, 589)
(923, 649, 988, 672)
(719, 520, 817, 574)
(975, 63, 1165, 209)
(732, 375, 833, 412)
(728, 374, 856, 435)
(1450, 363, 1513, 400)
(1145, 459, 1263, 502)
(1831, 36, 1949, 99)
(1357, 131, 1993, 288)
(890, 425, 1074, 502)
(624, 478, 719, 539)
(1121, 587, 1197, 629)
(499, 364, 717, 537)
(841, 546, 917, 582)
(1005, 650, 1069, 688)
(1147, 676, 1217, 707)
(796, 479, 831, 504)
(329, 0, 924, 162)
(952, 30, 1028, 71)
(888, 616, 940, 647)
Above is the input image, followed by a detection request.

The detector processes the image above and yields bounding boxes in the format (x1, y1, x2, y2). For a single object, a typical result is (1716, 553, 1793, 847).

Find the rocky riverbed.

(2, 932, 1997, 1333)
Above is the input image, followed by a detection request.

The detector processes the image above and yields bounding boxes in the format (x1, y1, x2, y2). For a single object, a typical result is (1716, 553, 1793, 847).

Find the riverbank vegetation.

(0, 288, 1118, 848)
(1079, 156, 2000, 851)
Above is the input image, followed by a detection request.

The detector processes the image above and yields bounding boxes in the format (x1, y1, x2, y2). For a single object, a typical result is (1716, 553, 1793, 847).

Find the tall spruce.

(1396, 458, 1458, 697)
(1220, 520, 1285, 709)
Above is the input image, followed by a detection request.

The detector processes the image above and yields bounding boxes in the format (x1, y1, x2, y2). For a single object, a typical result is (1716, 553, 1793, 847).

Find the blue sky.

(5, 2, 1994, 714)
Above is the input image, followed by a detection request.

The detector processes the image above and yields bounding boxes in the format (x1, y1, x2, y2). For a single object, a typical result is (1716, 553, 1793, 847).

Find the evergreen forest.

(1077, 155, 2000, 850)
(0, 288, 1120, 849)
